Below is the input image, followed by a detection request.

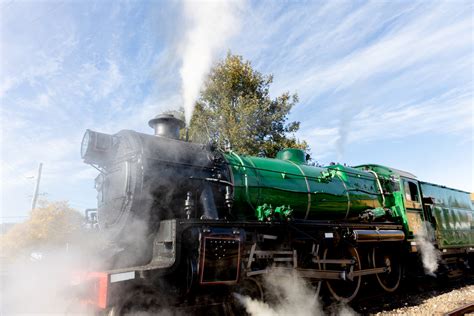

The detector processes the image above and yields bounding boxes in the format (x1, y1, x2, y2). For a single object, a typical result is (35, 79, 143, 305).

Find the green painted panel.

(225, 151, 382, 220)
(420, 182, 474, 248)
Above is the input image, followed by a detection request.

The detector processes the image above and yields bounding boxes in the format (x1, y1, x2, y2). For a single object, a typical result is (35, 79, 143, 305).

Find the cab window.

(404, 180, 420, 202)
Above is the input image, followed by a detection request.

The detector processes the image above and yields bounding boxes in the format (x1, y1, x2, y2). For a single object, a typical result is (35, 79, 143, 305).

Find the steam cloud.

(2, 248, 99, 314)
(179, 0, 243, 126)
(236, 270, 356, 316)
(416, 221, 441, 275)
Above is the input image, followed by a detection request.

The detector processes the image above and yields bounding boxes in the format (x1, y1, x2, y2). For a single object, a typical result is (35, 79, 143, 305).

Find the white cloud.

(74, 61, 124, 101)
(301, 88, 472, 160)
(101, 61, 123, 98)
(297, 13, 471, 101)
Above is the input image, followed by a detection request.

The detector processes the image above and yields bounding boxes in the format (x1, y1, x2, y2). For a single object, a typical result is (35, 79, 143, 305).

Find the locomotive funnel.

(148, 113, 185, 139)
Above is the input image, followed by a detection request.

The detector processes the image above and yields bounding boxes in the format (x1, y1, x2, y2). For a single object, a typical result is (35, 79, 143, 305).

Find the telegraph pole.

(31, 162, 43, 211)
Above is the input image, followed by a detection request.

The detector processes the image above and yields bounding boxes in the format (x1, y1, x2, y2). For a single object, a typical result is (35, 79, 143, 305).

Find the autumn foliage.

(0, 200, 84, 259)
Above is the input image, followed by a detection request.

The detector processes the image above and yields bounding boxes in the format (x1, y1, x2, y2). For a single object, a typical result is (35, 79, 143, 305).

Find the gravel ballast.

(374, 284, 474, 315)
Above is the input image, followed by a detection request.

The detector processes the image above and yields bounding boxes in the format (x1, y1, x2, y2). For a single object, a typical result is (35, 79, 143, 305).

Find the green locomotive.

(78, 114, 473, 313)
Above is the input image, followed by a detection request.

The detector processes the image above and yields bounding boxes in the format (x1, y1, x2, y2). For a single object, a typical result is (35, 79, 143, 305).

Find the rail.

(444, 302, 474, 316)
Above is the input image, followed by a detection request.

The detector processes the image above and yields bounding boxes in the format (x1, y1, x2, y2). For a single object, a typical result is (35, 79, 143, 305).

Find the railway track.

(350, 274, 474, 314)
(444, 303, 474, 316)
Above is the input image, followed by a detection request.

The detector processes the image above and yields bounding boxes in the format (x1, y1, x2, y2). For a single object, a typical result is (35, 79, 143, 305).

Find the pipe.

(200, 184, 218, 219)
(353, 229, 405, 243)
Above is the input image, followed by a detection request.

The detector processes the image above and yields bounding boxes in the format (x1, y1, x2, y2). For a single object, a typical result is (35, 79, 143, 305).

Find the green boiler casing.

(224, 149, 383, 220)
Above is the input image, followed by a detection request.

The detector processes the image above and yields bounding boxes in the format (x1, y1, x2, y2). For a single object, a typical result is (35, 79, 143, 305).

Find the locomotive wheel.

(372, 247, 402, 292)
(323, 245, 362, 303)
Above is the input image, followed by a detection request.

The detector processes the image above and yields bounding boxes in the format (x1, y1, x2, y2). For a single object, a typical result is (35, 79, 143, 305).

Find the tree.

(188, 53, 309, 158)
(0, 200, 84, 259)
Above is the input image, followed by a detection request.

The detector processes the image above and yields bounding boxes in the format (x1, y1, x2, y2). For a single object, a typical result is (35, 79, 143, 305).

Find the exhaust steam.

(416, 221, 441, 276)
(235, 270, 356, 316)
(179, 0, 243, 126)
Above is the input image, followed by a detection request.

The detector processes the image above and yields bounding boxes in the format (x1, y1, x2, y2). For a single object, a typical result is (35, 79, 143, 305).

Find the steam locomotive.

(78, 113, 474, 314)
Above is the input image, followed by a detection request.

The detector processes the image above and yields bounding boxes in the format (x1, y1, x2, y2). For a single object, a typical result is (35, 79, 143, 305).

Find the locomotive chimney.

(148, 113, 185, 140)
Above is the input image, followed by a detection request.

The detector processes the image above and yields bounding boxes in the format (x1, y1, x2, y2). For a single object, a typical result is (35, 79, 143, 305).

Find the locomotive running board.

(179, 219, 403, 231)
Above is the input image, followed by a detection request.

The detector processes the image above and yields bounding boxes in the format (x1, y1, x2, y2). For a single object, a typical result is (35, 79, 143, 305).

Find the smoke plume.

(416, 221, 441, 275)
(179, 0, 243, 126)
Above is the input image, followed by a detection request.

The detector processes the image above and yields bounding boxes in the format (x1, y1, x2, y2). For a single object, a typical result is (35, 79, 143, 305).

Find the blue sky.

(1, 0, 472, 222)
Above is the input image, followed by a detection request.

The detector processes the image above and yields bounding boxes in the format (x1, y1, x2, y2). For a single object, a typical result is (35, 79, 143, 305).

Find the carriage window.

(404, 180, 420, 202)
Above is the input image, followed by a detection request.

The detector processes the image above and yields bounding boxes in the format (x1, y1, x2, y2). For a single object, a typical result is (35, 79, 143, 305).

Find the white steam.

(416, 221, 441, 275)
(236, 270, 321, 316)
(179, 0, 243, 126)
(2, 249, 98, 315)
(236, 270, 356, 316)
